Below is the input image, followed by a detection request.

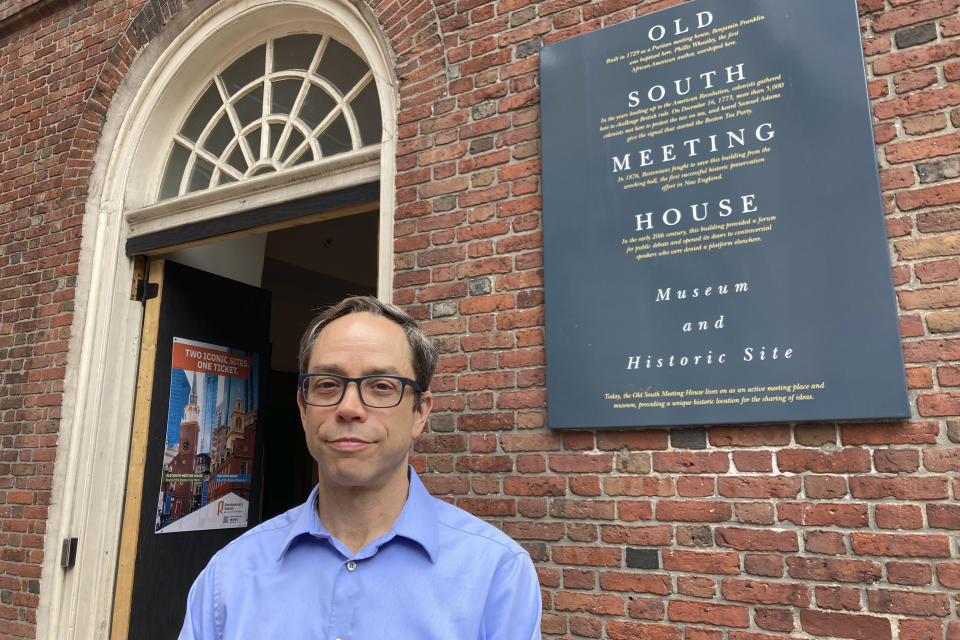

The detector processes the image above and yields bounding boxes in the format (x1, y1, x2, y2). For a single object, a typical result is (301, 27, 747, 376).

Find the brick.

(656, 501, 731, 523)
(895, 22, 938, 48)
(917, 392, 960, 415)
(871, 0, 960, 31)
(875, 504, 923, 529)
(867, 588, 950, 616)
(599, 571, 671, 594)
(897, 182, 960, 211)
(905, 365, 933, 388)
(916, 207, 960, 232)
(899, 619, 943, 640)
(778, 503, 868, 528)
(555, 590, 624, 615)
(548, 453, 612, 473)
(716, 527, 798, 552)
(888, 562, 933, 586)
(551, 545, 621, 566)
(926, 503, 960, 529)
(886, 132, 960, 164)
(799, 610, 891, 640)
(718, 476, 800, 499)
(849, 475, 949, 499)
(550, 498, 615, 520)
(918, 156, 960, 183)
(874, 448, 920, 472)
(817, 585, 863, 611)
(606, 621, 681, 640)
(876, 84, 960, 120)
(936, 562, 960, 588)
(777, 448, 871, 473)
(502, 475, 564, 496)
(753, 607, 794, 632)
(903, 112, 948, 135)
(805, 530, 847, 555)
(851, 532, 951, 557)
(601, 524, 672, 546)
(841, 421, 938, 445)
(721, 578, 810, 606)
(668, 600, 750, 628)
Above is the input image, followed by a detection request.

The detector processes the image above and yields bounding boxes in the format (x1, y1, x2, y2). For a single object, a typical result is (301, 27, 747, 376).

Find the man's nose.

(336, 380, 367, 418)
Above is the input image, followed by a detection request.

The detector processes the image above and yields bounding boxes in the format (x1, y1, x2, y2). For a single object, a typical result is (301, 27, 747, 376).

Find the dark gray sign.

(541, 0, 909, 429)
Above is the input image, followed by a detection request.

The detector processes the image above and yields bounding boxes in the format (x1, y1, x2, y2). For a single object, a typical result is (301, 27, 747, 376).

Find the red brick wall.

(1, 0, 959, 637)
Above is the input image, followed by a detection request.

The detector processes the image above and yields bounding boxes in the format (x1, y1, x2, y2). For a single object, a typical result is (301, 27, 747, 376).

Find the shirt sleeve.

(482, 550, 542, 640)
(178, 561, 222, 640)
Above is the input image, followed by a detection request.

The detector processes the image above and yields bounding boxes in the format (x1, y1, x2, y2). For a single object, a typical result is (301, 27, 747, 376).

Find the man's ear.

(411, 391, 432, 439)
(296, 388, 307, 427)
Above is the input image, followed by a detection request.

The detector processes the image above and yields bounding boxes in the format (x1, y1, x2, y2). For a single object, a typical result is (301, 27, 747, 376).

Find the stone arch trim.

(62, 0, 453, 204)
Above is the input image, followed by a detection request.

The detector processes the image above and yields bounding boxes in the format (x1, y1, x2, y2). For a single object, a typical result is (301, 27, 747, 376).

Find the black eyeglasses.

(298, 373, 423, 408)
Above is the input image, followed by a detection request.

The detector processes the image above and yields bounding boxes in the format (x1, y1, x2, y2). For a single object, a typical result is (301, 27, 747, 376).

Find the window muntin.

(158, 34, 382, 201)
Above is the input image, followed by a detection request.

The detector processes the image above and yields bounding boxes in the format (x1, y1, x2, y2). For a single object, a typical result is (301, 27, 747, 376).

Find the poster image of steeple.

(155, 337, 260, 534)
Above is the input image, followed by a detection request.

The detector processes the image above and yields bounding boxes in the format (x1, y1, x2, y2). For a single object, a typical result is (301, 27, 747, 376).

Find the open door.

(112, 259, 272, 640)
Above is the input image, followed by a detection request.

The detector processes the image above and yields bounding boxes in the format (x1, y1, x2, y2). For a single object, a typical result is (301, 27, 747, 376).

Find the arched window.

(158, 34, 382, 201)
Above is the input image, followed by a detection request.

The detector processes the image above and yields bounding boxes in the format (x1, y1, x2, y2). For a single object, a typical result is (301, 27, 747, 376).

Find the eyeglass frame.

(298, 372, 424, 408)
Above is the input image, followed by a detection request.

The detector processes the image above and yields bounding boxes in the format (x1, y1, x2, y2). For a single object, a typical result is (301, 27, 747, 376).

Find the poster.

(540, 0, 909, 429)
(155, 337, 259, 533)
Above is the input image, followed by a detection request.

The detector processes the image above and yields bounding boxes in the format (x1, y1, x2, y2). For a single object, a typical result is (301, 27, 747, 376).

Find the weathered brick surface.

(1, 0, 959, 637)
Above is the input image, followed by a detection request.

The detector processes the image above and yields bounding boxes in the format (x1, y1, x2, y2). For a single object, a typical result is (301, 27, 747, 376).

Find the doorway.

(114, 206, 379, 640)
(161, 208, 379, 518)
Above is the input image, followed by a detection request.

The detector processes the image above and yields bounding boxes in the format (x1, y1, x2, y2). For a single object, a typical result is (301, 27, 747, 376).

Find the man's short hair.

(298, 296, 438, 407)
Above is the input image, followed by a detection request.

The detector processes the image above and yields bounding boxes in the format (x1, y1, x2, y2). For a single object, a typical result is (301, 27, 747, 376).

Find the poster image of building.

(155, 337, 259, 534)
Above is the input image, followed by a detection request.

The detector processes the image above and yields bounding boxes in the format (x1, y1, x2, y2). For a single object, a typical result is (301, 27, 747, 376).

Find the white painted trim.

(126, 146, 382, 238)
(37, 0, 398, 637)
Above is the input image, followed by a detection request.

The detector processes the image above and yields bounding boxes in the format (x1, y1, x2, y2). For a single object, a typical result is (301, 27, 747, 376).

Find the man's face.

(297, 312, 432, 493)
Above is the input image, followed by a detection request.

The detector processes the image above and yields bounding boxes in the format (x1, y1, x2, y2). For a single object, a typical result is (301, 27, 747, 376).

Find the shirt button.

(346, 561, 357, 571)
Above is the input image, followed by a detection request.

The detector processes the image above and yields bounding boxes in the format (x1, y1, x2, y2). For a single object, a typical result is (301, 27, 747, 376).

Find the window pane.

(221, 44, 265, 95)
(203, 115, 234, 157)
(188, 157, 215, 193)
(218, 172, 237, 186)
(226, 145, 247, 173)
(280, 129, 306, 162)
(300, 84, 336, 130)
(318, 114, 351, 156)
(272, 79, 301, 115)
(268, 123, 284, 156)
(292, 149, 313, 166)
(246, 129, 261, 161)
(180, 84, 221, 141)
(350, 81, 381, 146)
(235, 86, 263, 127)
(274, 34, 322, 72)
(316, 39, 366, 96)
(159, 142, 190, 200)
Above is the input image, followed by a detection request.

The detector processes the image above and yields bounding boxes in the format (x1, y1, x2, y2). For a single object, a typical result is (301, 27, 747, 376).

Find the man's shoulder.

(207, 501, 305, 567)
(430, 495, 528, 559)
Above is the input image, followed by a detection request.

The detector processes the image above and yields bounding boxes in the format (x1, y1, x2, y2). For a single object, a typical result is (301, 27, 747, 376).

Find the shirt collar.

(276, 467, 438, 564)
(392, 469, 439, 563)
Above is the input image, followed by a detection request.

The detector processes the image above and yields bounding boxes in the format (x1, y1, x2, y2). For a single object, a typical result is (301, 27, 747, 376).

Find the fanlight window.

(158, 34, 382, 201)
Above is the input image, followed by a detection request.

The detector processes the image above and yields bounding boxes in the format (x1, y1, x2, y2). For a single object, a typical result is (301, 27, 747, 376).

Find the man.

(179, 296, 542, 640)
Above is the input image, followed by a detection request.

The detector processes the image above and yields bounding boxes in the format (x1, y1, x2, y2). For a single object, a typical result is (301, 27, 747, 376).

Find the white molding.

(37, 0, 398, 637)
(125, 147, 382, 238)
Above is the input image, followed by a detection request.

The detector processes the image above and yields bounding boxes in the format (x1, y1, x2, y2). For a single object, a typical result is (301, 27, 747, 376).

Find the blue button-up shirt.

(178, 470, 542, 640)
